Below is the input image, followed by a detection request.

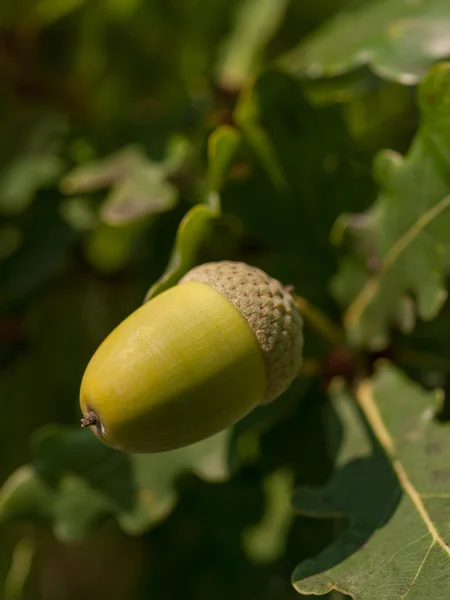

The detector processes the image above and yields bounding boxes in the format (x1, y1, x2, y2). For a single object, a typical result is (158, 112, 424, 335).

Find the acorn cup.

(79, 261, 303, 453)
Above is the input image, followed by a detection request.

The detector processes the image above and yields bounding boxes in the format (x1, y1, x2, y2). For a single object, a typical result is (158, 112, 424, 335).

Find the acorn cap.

(179, 261, 303, 404)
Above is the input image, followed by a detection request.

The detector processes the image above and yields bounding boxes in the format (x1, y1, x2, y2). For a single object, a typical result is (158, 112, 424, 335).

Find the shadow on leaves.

(292, 393, 402, 585)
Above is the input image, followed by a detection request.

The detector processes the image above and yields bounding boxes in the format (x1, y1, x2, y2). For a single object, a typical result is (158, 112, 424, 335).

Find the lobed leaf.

(293, 362, 450, 599)
(331, 62, 450, 349)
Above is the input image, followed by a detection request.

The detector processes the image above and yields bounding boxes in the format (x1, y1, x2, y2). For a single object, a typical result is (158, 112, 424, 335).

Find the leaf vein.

(420, 493, 450, 499)
(400, 541, 435, 600)
(366, 532, 430, 582)
(356, 380, 450, 556)
(345, 195, 450, 329)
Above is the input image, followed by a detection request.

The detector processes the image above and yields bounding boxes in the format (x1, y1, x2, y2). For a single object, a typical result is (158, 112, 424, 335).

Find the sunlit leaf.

(144, 203, 219, 301)
(32, 0, 88, 25)
(215, 0, 289, 90)
(293, 362, 450, 599)
(332, 62, 450, 349)
(280, 0, 450, 85)
(61, 146, 178, 226)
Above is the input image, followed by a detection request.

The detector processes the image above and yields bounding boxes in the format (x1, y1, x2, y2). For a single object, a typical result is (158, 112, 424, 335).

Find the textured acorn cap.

(179, 261, 303, 404)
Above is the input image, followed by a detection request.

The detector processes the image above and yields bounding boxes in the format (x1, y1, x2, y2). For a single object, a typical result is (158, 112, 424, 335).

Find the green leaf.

(59, 196, 98, 232)
(0, 425, 232, 542)
(208, 125, 241, 193)
(61, 146, 178, 225)
(280, 0, 450, 85)
(83, 221, 147, 274)
(235, 77, 288, 191)
(4, 535, 36, 600)
(293, 362, 450, 599)
(0, 155, 64, 216)
(242, 469, 295, 564)
(0, 115, 66, 216)
(215, 0, 289, 90)
(144, 203, 219, 301)
(32, 0, 88, 25)
(331, 63, 450, 349)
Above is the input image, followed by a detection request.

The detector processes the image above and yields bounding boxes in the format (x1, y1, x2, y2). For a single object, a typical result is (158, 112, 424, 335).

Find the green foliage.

(61, 144, 180, 225)
(0, 425, 231, 541)
(332, 64, 450, 349)
(293, 364, 450, 598)
(2, 1, 450, 599)
(280, 0, 450, 84)
(144, 203, 219, 301)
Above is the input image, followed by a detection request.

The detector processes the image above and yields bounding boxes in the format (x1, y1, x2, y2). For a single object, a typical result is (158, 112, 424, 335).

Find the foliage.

(1, 1, 450, 599)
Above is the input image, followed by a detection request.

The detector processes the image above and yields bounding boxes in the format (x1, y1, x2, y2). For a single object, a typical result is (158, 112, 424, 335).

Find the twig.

(294, 295, 346, 348)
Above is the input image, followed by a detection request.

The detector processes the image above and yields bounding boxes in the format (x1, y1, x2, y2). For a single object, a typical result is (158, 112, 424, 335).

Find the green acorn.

(80, 261, 303, 453)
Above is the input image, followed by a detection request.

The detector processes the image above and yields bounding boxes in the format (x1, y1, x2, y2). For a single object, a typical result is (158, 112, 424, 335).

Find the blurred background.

(0, 0, 422, 599)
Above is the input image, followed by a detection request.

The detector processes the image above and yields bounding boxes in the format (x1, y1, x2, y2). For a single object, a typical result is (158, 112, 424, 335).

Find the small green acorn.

(79, 261, 303, 453)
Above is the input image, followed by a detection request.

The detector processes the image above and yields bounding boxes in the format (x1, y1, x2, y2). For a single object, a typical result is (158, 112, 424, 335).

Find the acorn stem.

(294, 295, 346, 347)
(80, 412, 98, 428)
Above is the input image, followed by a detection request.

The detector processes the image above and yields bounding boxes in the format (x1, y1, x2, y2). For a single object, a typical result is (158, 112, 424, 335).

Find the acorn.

(79, 261, 303, 453)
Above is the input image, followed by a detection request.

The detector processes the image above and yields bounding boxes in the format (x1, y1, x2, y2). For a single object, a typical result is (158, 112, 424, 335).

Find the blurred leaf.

(0, 115, 66, 216)
(103, 0, 143, 21)
(0, 426, 232, 541)
(332, 63, 450, 349)
(32, 0, 88, 25)
(0, 156, 64, 216)
(280, 0, 450, 85)
(242, 469, 295, 564)
(33, 0, 142, 26)
(293, 363, 450, 599)
(235, 78, 288, 191)
(61, 146, 178, 225)
(215, 0, 289, 91)
(208, 125, 241, 193)
(4, 535, 36, 600)
(137, 377, 337, 600)
(144, 203, 219, 301)
(163, 135, 192, 173)
(0, 262, 143, 490)
(84, 221, 146, 274)
(59, 196, 98, 231)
